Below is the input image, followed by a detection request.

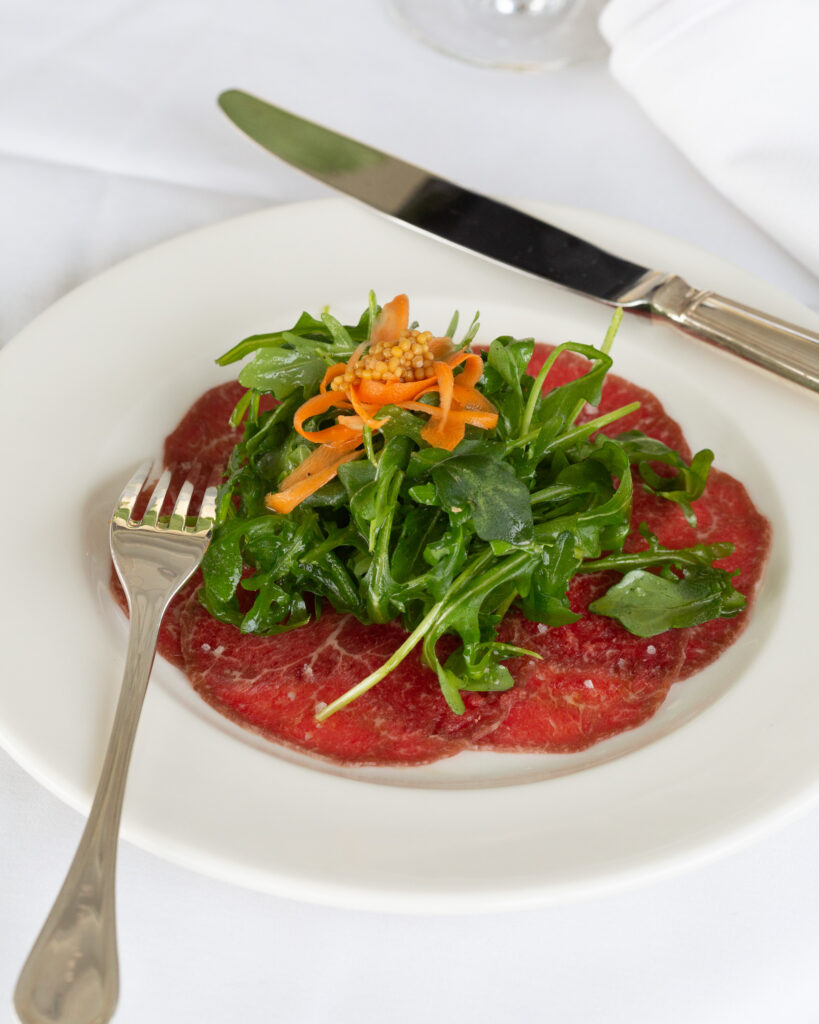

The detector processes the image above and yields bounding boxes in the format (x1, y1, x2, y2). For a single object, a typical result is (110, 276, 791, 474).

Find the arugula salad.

(200, 294, 746, 722)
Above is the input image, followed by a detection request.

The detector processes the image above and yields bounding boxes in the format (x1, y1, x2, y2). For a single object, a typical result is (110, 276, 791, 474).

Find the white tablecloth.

(2, 3, 818, 1022)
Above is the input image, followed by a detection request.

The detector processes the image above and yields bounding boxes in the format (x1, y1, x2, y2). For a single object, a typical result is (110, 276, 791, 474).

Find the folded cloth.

(599, 0, 819, 279)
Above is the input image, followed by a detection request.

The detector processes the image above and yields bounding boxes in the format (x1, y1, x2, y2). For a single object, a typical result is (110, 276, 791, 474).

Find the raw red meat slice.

(108, 342, 770, 765)
(179, 600, 513, 766)
(472, 573, 687, 752)
(163, 380, 247, 469)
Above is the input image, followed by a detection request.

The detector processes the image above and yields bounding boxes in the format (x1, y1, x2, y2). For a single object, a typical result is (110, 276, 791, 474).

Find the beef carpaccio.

(111, 346, 771, 765)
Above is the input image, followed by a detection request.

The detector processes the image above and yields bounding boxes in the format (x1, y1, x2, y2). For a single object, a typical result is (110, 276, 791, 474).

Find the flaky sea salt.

(646, 645, 657, 655)
(583, 678, 594, 689)
(201, 643, 211, 652)
(302, 663, 315, 680)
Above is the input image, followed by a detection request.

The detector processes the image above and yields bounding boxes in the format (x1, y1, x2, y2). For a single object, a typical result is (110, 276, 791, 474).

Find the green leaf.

(217, 305, 368, 368)
(519, 532, 583, 626)
(435, 665, 467, 715)
(589, 567, 746, 637)
(299, 551, 365, 618)
(407, 482, 438, 506)
(461, 311, 481, 346)
(535, 440, 633, 558)
(443, 642, 532, 693)
(390, 507, 443, 583)
(432, 455, 533, 544)
(415, 548, 538, 712)
(216, 313, 329, 367)
(579, 538, 735, 575)
(419, 522, 472, 602)
(481, 336, 533, 437)
(519, 341, 612, 445)
(320, 311, 355, 350)
(201, 519, 247, 603)
(616, 431, 714, 526)
(379, 405, 426, 444)
(238, 347, 326, 400)
(487, 339, 519, 389)
(338, 459, 377, 497)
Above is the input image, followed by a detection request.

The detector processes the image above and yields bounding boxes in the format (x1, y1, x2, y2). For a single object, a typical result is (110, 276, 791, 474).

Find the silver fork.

(15, 462, 217, 1024)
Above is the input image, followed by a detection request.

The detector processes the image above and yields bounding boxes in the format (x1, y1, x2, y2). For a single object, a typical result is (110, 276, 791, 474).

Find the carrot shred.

(278, 435, 363, 491)
(456, 353, 484, 388)
(338, 413, 389, 431)
(348, 384, 391, 429)
(402, 402, 498, 429)
(370, 294, 409, 343)
(266, 295, 497, 514)
(357, 376, 436, 405)
(451, 383, 496, 412)
(321, 363, 348, 394)
(421, 414, 465, 450)
(293, 391, 357, 444)
(266, 446, 363, 514)
(433, 361, 454, 422)
(429, 336, 455, 359)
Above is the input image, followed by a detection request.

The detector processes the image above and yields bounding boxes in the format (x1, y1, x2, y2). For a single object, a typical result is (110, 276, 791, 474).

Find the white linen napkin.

(599, 0, 819, 280)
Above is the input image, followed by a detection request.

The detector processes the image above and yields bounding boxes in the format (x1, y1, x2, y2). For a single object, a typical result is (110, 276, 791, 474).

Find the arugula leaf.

(519, 532, 583, 626)
(519, 341, 612, 445)
(445, 642, 535, 693)
(579, 537, 735, 575)
(479, 336, 534, 438)
(417, 548, 538, 712)
(589, 566, 746, 637)
(201, 518, 249, 603)
(535, 440, 633, 558)
(390, 506, 444, 583)
(238, 348, 326, 400)
(217, 308, 369, 366)
(432, 454, 534, 544)
(616, 430, 714, 526)
(338, 458, 377, 498)
(378, 405, 426, 444)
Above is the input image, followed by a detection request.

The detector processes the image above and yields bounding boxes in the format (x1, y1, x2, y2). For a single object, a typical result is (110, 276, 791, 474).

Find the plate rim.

(1, 196, 818, 912)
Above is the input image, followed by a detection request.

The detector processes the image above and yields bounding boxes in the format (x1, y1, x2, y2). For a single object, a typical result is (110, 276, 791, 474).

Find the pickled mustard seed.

(330, 329, 436, 388)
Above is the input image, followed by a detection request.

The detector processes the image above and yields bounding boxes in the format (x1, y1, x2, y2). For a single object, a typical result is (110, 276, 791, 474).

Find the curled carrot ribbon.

(266, 295, 497, 514)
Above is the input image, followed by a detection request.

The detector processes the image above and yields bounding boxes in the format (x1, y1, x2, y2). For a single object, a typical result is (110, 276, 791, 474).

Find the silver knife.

(218, 88, 819, 394)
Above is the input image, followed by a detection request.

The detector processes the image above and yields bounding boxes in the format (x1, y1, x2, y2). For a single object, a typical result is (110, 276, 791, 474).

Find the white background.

(2, 1, 818, 1021)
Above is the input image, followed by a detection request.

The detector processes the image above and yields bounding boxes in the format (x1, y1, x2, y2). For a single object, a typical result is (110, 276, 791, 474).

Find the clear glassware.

(389, 0, 609, 71)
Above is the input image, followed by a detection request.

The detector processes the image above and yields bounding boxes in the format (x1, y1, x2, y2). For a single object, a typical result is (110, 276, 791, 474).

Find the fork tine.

(168, 473, 197, 531)
(113, 459, 154, 523)
(141, 468, 173, 527)
(196, 485, 218, 531)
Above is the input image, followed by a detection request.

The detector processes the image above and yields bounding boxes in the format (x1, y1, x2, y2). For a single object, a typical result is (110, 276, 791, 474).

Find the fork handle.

(14, 591, 167, 1024)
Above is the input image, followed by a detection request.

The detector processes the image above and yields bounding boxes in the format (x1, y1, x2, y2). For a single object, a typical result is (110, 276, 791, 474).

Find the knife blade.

(218, 88, 819, 394)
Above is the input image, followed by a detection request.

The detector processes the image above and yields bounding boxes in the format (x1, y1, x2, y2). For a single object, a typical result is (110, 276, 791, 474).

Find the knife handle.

(648, 276, 819, 393)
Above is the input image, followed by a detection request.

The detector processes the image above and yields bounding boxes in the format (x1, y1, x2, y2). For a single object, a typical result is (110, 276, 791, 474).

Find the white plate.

(1, 199, 818, 912)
